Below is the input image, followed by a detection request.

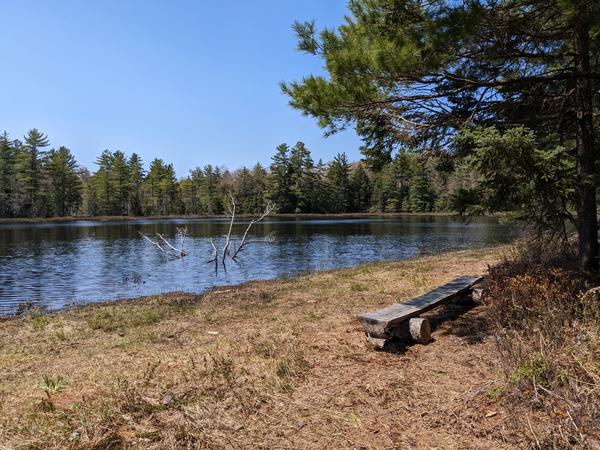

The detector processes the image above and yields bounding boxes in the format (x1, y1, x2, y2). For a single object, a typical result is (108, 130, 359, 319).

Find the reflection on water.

(0, 216, 518, 314)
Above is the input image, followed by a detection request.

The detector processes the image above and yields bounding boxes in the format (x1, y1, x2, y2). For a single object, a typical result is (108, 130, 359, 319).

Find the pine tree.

(267, 144, 292, 212)
(111, 151, 130, 215)
(179, 177, 195, 215)
(201, 164, 223, 214)
(289, 141, 317, 213)
(80, 168, 96, 216)
(189, 167, 205, 214)
(92, 150, 114, 215)
(407, 164, 433, 212)
(327, 152, 351, 213)
(128, 153, 145, 216)
(349, 163, 372, 212)
(160, 163, 178, 215)
(371, 164, 399, 212)
(233, 167, 255, 213)
(145, 158, 166, 215)
(249, 163, 267, 212)
(312, 158, 329, 213)
(44, 146, 83, 216)
(0, 125, 482, 218)
(14, 129, 49, 216)
(429, 154, 456, 211)
(283, 0, 600, 270)
(0, 132, 15, 217)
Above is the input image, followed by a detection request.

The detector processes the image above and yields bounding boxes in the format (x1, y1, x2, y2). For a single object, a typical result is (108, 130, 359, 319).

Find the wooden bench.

(357, 275, 483, 348)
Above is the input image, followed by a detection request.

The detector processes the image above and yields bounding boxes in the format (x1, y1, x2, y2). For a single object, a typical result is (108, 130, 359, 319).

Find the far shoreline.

(0, 211, 507, 225)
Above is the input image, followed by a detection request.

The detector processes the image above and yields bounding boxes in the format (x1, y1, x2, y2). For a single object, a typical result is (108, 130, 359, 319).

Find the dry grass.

(0, 246, 522, 449)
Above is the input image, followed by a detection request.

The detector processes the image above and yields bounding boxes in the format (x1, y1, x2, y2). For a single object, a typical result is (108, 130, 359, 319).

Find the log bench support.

(358, 276, 483, 349)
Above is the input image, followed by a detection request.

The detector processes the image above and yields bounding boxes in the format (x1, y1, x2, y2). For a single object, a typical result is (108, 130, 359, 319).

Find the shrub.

(483, 241, 600, 447)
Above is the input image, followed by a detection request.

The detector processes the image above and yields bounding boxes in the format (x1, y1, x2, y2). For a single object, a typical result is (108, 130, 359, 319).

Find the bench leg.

(365, 334, 389, 349)
(471, 279, 488, 302)
(409, 317, 431, 344)
(365, 317, 432, 349)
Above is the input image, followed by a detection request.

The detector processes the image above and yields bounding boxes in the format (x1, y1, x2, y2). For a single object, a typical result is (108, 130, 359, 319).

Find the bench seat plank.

(357, 275, 482, 337)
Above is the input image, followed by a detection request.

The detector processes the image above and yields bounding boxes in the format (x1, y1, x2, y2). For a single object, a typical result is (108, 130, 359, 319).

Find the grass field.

(0, 246, 523, 449)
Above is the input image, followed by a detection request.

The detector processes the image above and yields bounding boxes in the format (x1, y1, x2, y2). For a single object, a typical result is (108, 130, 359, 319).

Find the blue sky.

(0, 0, 361, 176)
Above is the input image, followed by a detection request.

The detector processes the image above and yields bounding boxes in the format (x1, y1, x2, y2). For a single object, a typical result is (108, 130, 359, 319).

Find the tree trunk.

(574, 6, 598, 272)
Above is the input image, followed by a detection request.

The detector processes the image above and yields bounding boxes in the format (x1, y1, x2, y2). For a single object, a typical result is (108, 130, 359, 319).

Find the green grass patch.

(485, 384, 506, 400)
(31, 313, 50, 332)
(87, 306, 164, 333)
(305, 310, 320, 321)
(350, 282, 367, 292)
(509, 353, 549, 386)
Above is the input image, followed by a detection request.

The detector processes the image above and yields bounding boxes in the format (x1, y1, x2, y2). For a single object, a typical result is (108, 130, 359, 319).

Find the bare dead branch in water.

(222, 193, 236, 263)
(208, 238, 217, 262)
(231, 201, 275, 260)
(157, 233, 188, 257)
(209, 238, 218, 272)
(201, 195, 275, 271)
(177, 227, 187, 255)
(138, 231, 177, 258)
(139, 227, 188, 258)
(137, 196, 273, 268)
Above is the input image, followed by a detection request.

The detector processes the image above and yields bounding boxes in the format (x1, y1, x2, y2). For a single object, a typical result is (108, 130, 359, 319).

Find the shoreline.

(0, 211, 505, 225)
(1, 244, 511, 320)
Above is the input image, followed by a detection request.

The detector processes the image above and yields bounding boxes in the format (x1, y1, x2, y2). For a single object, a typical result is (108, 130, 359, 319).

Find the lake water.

(0, 216, 518, 315)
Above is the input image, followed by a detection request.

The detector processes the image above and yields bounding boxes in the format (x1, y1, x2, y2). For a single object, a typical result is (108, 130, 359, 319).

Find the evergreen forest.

(0, 129, 477, 218)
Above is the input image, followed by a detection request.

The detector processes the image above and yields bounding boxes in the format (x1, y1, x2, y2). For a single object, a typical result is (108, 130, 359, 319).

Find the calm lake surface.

(0, 216, 518, 314)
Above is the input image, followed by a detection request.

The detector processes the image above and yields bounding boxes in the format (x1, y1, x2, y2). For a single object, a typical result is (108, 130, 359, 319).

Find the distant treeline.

(0, 129, 477, 218)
